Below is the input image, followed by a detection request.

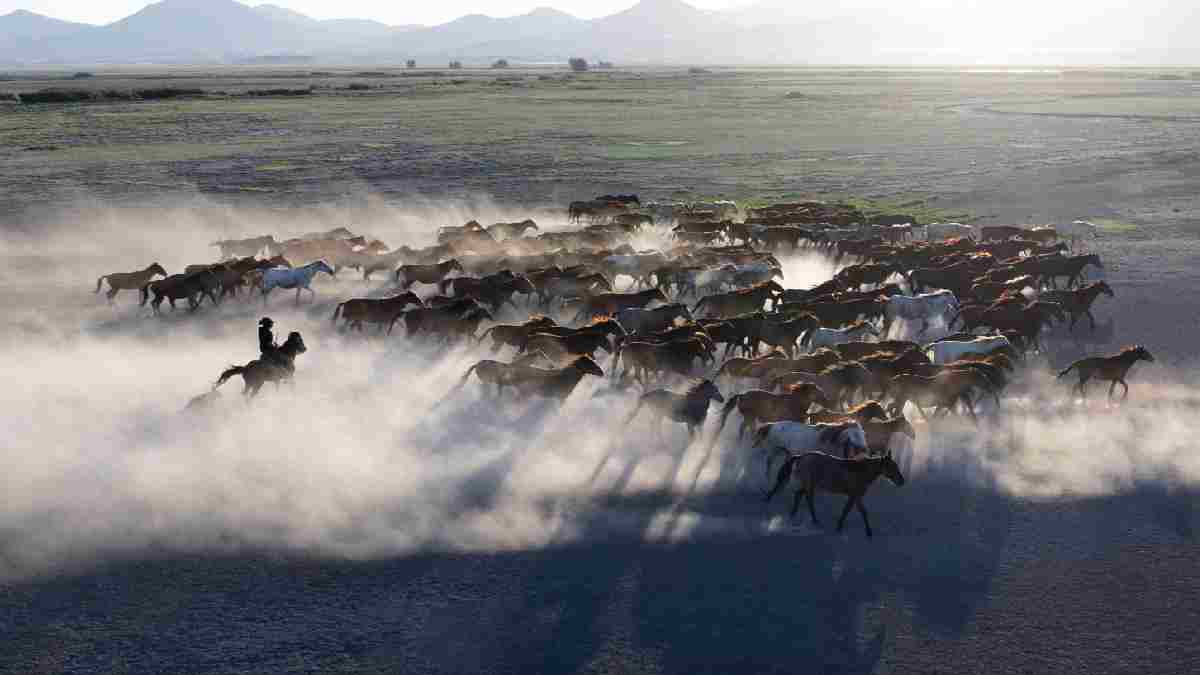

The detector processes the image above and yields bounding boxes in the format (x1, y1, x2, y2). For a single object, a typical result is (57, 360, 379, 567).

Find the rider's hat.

(259, 317, 274, 328)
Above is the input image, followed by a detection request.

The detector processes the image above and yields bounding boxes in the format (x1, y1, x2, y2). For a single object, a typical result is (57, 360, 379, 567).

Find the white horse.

(806, 321, 878, 351)
(750, 421, 868, 483)
(924, 222, 975, 241)
(927, 335, 1014, 364)
(261, 260, 335, 305)
(884, 290, 959, 336)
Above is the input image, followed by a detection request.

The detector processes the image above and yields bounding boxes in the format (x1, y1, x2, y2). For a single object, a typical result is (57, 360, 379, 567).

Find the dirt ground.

(1, 67, 1198, 674)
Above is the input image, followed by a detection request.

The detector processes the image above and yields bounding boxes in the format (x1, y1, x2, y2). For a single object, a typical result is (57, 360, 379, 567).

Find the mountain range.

(2, 0, 1198, 66)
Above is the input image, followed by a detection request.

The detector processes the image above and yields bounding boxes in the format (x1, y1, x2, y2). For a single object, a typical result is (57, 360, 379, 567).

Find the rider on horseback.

(258, 317, 291, 372)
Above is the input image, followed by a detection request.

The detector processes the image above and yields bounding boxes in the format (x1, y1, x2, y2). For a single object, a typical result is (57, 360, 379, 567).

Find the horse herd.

(96, 197, 1150, 537)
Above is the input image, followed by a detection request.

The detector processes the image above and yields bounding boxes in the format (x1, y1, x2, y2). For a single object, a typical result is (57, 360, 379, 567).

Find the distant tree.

(597, 61, 614, 70)
(492, 59, 509, 69)
(406, 59, 416, 69)
(568, 57, 588, 72)
(449, 60, 463, 70)
(71, 71, 94, 79)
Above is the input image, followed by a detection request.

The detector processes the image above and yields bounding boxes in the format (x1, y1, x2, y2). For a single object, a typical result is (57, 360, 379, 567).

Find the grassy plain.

(3, 66, 1199, 233)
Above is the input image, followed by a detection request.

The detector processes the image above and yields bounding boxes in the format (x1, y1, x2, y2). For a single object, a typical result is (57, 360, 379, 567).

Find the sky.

(1, 0, 752, 26)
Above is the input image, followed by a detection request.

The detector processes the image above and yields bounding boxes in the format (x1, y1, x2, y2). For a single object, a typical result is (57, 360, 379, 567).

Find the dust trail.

(0, 201, 1195, 582)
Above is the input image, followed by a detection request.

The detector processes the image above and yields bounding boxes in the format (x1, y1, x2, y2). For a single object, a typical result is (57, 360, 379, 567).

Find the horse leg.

(807, 490, 819, 526)
(295, 288, 302, 306)
(1087, 310, 1097, 332)
(106, 287, 118, 304)
(836, 495, 858, 533)
(856, 499, 873, 538)
(1120, 379, 1130, 400)
(790, 488, 806, 518)
(1107, 380, 1118, 401)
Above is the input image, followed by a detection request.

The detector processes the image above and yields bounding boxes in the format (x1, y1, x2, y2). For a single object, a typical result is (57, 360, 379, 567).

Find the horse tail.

(1057, 362, 1077, 379)
(94, 275, 107, 293)
(214, 365, 245, 389)
(764, 453, 799, 503)
(716, 394, 742, 435)
(331, 302, 345, 326)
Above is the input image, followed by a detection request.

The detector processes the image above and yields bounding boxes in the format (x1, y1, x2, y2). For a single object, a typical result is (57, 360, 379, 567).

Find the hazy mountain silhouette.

(0, 0, 1197, 66)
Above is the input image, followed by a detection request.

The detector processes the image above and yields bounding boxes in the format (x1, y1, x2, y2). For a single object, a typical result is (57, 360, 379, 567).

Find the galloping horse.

(624, 379, 725, 438)
(213, 331, 307, 398)
(95, 263, 167, 303)
(1058, 345, 1154, 401)
(260, 260, 334, 305)
(765, 452, 905, 538)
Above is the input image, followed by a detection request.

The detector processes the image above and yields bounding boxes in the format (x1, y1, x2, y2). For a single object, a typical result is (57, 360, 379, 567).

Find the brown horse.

(475, 316, 558, 352)
(331, 291, 423, 332)
(716, 383, 831, 438)
(394, 259, 464, 289)
(765, 451, 905, 538)
(1058, 345, 1154, 400)
(458, 356, 605, 400)
(214, 332, 307, 398)
(95, 263, 167, 303)
(1040, 281, 1114, 331)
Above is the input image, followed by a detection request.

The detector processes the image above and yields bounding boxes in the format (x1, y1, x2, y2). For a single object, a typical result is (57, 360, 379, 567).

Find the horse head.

(149, 262, 168, 277)
(282, 332, 307, 356)
(1096, 281, 1115, 298)
(315, 260, 335, 276)
(1129, 345, 1155, 363)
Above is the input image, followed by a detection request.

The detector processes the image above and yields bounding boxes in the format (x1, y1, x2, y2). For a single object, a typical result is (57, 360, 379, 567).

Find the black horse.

(214, 332, 307, 398)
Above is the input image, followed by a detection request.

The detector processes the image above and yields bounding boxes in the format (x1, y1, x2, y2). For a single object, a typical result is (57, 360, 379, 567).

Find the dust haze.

(1, 198, 1194, 583)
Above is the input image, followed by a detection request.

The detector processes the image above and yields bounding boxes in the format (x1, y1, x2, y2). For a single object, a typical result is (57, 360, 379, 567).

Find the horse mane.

(1120, 344, 1145, 355)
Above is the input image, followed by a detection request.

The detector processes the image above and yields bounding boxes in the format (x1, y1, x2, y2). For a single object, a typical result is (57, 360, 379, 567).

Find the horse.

(212, 235, 276, 259)
(1058, 345, 1154, 401)
(260, 260, 335, 306)
(750, 421, 868, 484)
(884, 290, 959, 336)
(625, 379, 725, 438)
(141, 270, 220, 314)
(213, 332, 307, 398)
(331, 291, 423, 332)
(395, 259, 465, 290)
(95, 262, 167, 303)
(927, 336, 1015, 365)
(764, 452, 905, 538)
(486, 219, 539, 240)
(1040, 281, 1114, 331)
(612, 337, 713, 383)
(716, 383, 830, 439)
(806, 321, 879, 351)
(475, 316, 558, 352)
(615, 303, 694, 335)
(573, 288, 668, 322)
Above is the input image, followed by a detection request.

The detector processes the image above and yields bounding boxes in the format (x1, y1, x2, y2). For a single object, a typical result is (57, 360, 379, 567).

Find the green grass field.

(2, 66, 1198, 231)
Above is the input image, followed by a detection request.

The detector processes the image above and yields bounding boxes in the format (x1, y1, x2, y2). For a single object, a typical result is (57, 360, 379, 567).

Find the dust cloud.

(0, 199, 1194, 582)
